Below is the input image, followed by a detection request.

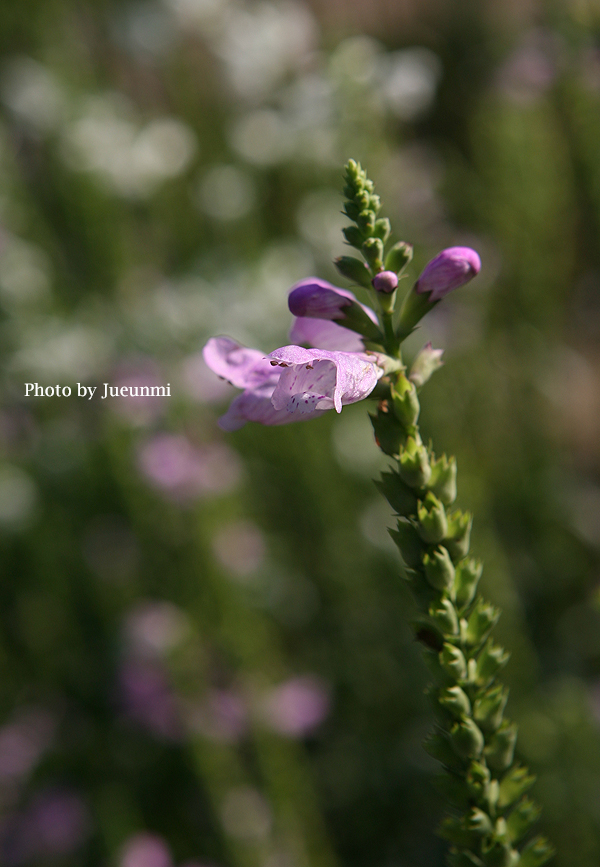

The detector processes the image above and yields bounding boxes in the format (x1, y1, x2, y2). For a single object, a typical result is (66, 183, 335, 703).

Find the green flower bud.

(408, 342, 445, 387)
(390, 375, 420, 429)
(440, 642, 467, 680)
(334, 255, 372, 288)
(450, 718, 484, 759)
(385, 241, 413, 273)
(343, 225, 364, 248)
(356, 191, 371, 210)
(507, 797, 541, 844)
(357, 210, 375, 233)
(465, 808, 494, 837)
(375, 470, 418, 517)
(389, 519, 424, 568)
(473, 684, 509, 732)
(399, 436, 431, 488)
(430, 598, 459, 636)
(343, 201, 360, 220)
(475, 640, 510, 688)
(455, 558, 483, 610)
(362, 237, 384, 272)
(445, 510, 473, 561)
(424, 545, 455, 592)
(498, 766, 536, 810)
(519, 836, 555, 867)
(418, 491, 448, 544)
(373, 217, 391, 241)
(439, 685, 471, 718)
(465, 598, 501, 646)
(429, 454, 457, 505)
(368, 193, 381, 212)
(485, 721, 518, 772)
(481, 840, 518, 867)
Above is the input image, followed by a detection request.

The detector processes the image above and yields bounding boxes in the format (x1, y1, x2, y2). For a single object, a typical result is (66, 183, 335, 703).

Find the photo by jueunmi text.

(24, 383, 172, 399)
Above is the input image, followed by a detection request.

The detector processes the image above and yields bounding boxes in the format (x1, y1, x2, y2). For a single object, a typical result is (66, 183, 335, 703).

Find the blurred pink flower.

(120, 659, 182, 740)
(187, 689, 248, 742)
(1, 788, 89, 864)
(124, 600, 189, 659)
(0, 708, 55, 783)
(120, 833, 173, 867)
(138, 434, 241, 502)
(259, 676, 330, 737)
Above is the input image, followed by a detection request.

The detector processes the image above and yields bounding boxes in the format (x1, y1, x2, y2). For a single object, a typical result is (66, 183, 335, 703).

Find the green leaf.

(506, 797, 541, 843)
(498, 765, 536, 810)
(518, 836, 555, 867)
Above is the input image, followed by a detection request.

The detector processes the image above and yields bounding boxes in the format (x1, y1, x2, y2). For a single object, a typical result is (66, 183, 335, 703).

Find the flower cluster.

(203, 160, 555, 867)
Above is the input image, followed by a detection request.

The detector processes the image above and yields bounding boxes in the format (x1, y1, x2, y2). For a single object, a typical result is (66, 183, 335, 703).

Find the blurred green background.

(1, 0, 600, 864)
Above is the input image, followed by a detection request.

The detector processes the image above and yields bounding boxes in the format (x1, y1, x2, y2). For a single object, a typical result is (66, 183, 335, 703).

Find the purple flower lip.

(415, 246, 481, 302)
(371, 271, 399, 294)
(288, 278, 354, 320)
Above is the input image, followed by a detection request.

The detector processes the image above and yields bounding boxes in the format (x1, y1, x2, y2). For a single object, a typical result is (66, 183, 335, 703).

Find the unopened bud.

(445, 510, 473, 561)
(485, 721, 518, 771)
(454, 558, 483, 609)
(424, 545, 455, 592)
(373, 218, 391, 241)
(440, 642, 467, 681)
(372, 270, 399, 294)
(466, 598, 500, 646)
(399, 436, 431, 488)
(343, 225, 364, 248)
(465, 808, 494, 836)
(334, 256, 372, 288)
(429, 454, 457, 505)
(409, 343, 445, 388)
(450, 717, 484, 759)
(385, 241, 413, 273)
(474, 685, 509, 732)
(418, 492, 448, 544)
(390, 374, 420, 429)
(429, 598, 459, 636)
(415, 246, 481, 302)
(475, 640, 510, 688)
(439, 685, 471, 718)
(362, 237, 384, 271)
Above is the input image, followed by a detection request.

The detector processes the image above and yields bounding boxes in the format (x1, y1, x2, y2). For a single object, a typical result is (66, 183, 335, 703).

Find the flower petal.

(269, 346, 382, 415)
(202, 336, 277, 390)
(289, 317, 366, 352)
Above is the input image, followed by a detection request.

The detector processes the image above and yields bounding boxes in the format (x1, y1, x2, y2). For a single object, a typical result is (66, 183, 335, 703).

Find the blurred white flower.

(229, 109, 291, 166)
(196, 164, 256, 221)
(12, 320, 112, 379)
(0, 57, 67, 132)
(61, 94, 196, 197)
(124, 600, 190, 658)
(214, 0, 318, 100)
(378, 48, 442, 121)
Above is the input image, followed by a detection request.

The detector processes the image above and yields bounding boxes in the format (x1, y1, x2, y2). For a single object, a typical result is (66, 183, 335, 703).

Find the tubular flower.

(288, 278, 381, 344)
(202, 336, 382, 430)
(415, 247, 481, 302)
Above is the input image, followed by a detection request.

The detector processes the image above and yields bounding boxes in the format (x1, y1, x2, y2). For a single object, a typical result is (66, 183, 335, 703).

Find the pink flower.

(202, 337, 382, 431)
(259, 676, 330, 737)
(288, 278, 380, 346)
(415, 247, 481, 302)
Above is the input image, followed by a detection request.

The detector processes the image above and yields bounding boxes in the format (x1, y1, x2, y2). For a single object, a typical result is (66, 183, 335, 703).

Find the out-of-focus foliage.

(0, 1, 599, 865)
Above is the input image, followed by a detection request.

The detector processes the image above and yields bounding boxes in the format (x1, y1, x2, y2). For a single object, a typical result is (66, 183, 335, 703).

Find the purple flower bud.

(415, 247, 481, 302)
(288, 279, 354, 320)
(371, 271, 399, 294)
